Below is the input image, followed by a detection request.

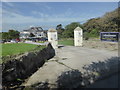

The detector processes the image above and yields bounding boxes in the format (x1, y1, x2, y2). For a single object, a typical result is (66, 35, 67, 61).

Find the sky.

(1, 2, 118, 32)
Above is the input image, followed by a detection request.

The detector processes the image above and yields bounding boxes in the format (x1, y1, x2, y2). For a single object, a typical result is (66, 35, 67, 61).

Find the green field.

(58, 39, 74, 46)
(1, 43, 45, 56)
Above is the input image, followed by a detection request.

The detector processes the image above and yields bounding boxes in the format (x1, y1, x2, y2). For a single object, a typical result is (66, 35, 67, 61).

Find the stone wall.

(2, 43, 55, 87)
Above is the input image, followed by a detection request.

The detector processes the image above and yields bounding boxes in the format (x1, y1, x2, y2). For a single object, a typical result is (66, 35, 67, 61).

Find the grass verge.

(58, 39, 74, 46)
(1, 43, 46, 63)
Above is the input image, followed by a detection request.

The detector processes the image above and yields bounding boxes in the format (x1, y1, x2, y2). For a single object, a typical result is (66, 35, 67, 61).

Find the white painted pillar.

(47, 28, 58, 49)
(74, 27, 83, 46)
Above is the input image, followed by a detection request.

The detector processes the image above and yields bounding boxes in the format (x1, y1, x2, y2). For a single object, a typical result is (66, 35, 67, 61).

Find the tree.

(63, 22, 83, 38)
(8, 30, 20, 39)
(2, 30, 20, 40)
(89, 29, 99, 37)
(2, 32, 9, 40)
(56, 24, 63, 30)
(0, 32, 2, 39)
(56, 24, 65, 38)
(83, 7, 119, 36)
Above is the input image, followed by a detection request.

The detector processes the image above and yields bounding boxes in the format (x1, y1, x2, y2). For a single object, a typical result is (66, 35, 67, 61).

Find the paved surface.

(24, 41, 49, 45)
(88, 72, 119, 88)
(24, 46, 118, 87)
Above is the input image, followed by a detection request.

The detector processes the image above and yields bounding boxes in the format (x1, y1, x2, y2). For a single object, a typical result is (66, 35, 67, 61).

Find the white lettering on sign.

(103, 35, 116, 37)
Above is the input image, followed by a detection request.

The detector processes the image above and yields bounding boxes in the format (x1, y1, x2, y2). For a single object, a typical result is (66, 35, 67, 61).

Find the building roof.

(22, 27, 44, 33)
(48, 28, 57, 32)
(74, 27, 82, 31)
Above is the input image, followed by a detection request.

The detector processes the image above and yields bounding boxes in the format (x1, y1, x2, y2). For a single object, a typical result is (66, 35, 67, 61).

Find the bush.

(83, 32, 89, 40)
(89, 29, 99, 37)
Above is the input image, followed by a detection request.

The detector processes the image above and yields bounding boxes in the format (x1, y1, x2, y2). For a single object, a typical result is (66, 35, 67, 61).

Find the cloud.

(3, 2, 14, 7)
(3, 13, 86, 24)
(1, 0, 119, 2)
(31, 7, 73, 18)
(2, 2, 22, 16)
(2, 8, 88, 31)
(45, 5, 52, 10)
(3, 8, 88, 25)
(32, 11, 49, 18)
(1, 2, 97, 31)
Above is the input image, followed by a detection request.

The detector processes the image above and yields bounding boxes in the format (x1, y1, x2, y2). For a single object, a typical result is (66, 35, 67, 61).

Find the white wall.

(47, 30, 58, 49)
(74, 27, 83, 46)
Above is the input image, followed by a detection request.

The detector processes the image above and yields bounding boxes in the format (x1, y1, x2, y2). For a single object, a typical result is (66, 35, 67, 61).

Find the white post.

(47, 28, 58, 49)
(74, 27, 83, 46)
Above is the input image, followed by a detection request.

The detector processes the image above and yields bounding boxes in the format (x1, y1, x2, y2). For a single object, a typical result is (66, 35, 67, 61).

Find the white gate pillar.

(74, 27, 83, 46)
(47, 28, 58, 49)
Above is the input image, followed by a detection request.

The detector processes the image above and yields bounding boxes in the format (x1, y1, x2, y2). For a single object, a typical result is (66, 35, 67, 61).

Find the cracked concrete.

(24, 46, 118, 87)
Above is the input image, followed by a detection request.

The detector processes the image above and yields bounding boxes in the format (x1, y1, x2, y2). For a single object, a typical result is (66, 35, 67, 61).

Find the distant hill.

(83, 8, 119, 33)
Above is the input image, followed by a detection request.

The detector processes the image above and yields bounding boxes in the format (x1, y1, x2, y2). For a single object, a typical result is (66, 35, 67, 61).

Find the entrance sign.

(100, 32, 119, 42)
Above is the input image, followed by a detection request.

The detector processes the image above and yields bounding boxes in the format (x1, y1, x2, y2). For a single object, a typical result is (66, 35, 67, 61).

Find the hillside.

(83, 8, 119, 34)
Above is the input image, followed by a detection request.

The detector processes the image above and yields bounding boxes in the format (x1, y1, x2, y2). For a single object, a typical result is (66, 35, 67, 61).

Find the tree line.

(1, 30, 20, 40)
(56, 7, 119, 39)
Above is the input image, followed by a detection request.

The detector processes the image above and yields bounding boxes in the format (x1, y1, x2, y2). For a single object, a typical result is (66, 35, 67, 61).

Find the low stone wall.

(2, 43, 55, 87)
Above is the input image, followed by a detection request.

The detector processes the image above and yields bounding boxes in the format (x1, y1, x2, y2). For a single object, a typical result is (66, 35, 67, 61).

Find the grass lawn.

(58, 39, 74, 46)
(1, 43, 45, 57)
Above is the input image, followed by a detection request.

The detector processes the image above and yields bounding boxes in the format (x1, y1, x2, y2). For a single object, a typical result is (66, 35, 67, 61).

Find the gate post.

(74, 27, 83, 46)
(47, 28, 58, 49)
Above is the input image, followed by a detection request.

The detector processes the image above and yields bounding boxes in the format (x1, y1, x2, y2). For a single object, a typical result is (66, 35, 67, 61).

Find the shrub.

(83, 32, 89, 40)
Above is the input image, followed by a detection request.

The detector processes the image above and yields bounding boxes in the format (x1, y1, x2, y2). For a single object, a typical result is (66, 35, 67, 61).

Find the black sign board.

(100, 32, 120, 42)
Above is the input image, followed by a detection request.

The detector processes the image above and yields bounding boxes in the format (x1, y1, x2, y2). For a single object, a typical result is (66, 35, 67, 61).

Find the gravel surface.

(83, 39, 118, 51)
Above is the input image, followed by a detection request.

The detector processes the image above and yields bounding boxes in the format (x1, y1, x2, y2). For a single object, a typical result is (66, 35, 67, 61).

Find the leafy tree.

(83, 32, 89, 40)
(56, 24, 63, 30)
(2, 30, 20, 40)
(0, 33, 2, 39)
(8, 30, 20, 39)
(83, 18, 101, 33)
(56, 24, 65, 38)
(89, 29, 99, 37)
(2, 32, 9, 40)
(63, 22, 83, 38)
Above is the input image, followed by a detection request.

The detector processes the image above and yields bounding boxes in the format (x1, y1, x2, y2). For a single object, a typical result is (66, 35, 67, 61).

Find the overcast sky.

(1, 2, 118, 32)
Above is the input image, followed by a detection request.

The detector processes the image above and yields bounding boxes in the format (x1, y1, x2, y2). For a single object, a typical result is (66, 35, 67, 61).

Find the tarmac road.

(87, 72, 119, 88)
(24, 46, 118, 88)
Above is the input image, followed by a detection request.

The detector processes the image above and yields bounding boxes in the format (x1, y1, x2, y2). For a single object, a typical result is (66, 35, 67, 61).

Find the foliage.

(59, 8, 119, 39)
(0, 32, 2, 39)
(83, 32, 89, 40)
(2, 30, 20, 40)
(89, 29, 99, 37)
(2, 32, 9, 40)
(56, 24, 65, 38)
(62, 22, 83, 38)
(8, 30, 20, 39)
(83, 8, 119, 34)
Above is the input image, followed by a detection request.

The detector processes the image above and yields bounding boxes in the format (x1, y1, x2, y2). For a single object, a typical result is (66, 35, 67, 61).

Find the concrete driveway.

(24, 46, 118, 87)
